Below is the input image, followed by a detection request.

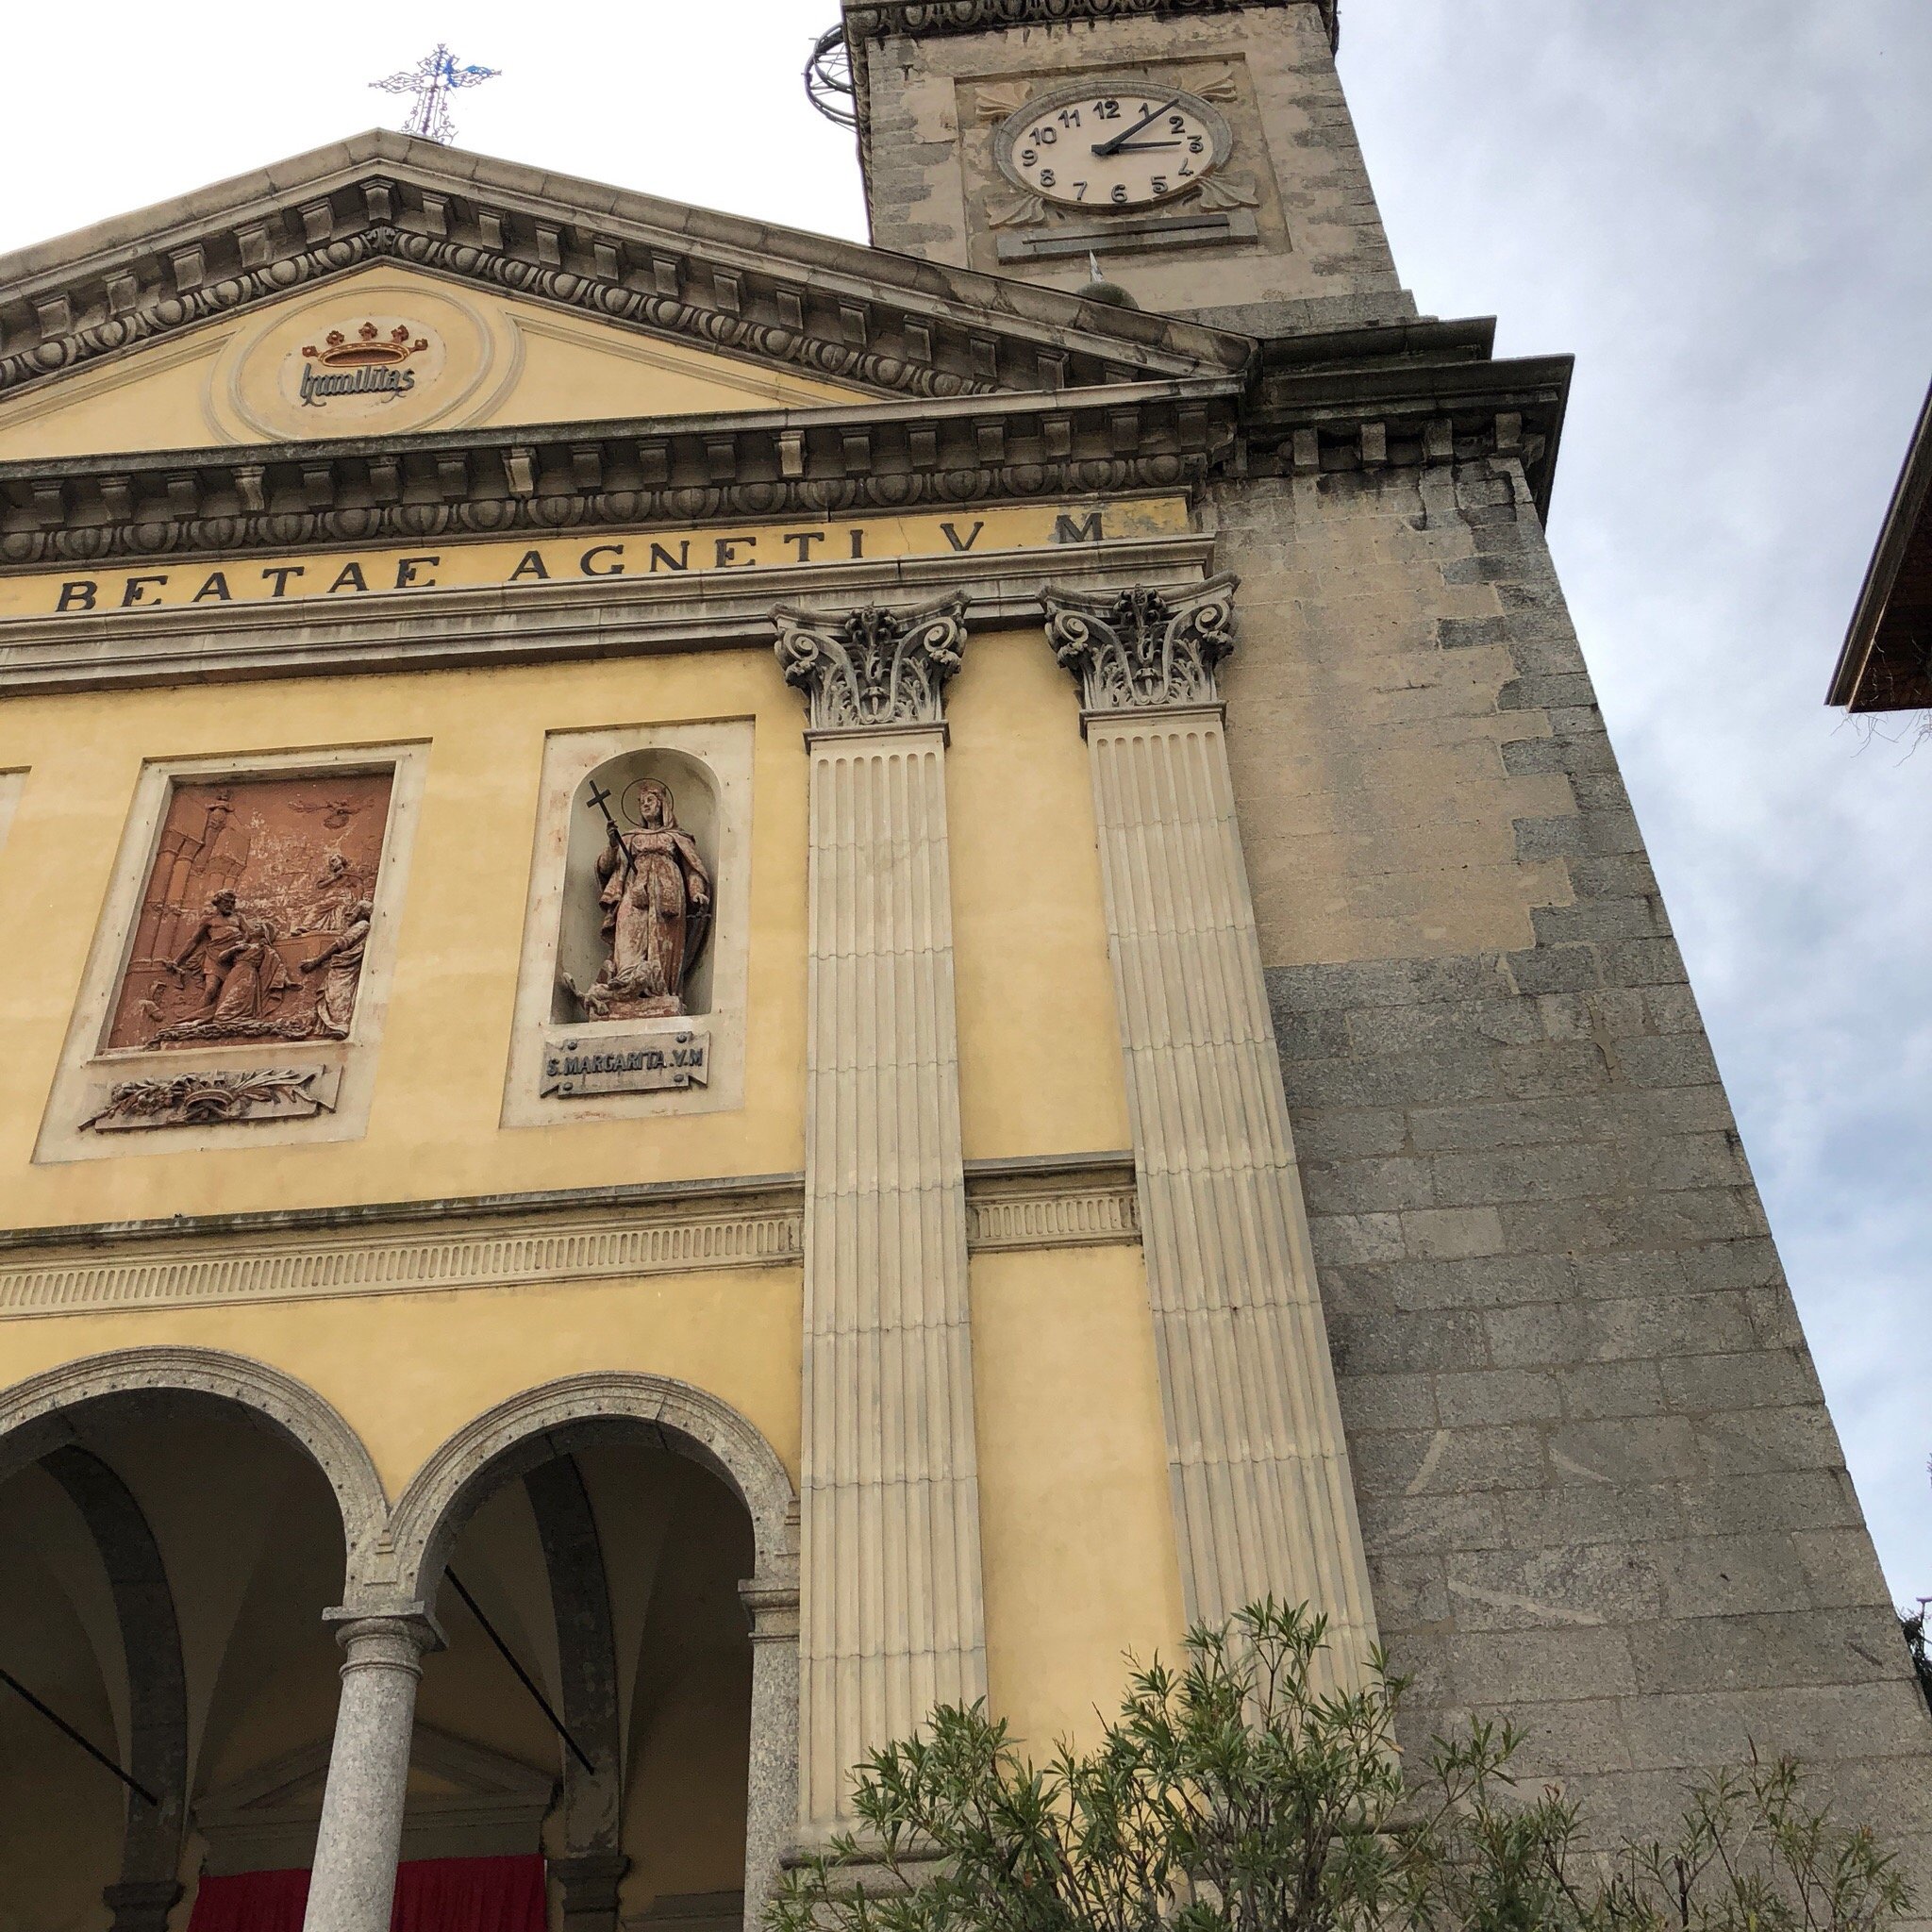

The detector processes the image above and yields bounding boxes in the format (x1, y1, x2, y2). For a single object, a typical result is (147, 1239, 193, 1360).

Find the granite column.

(300, 1607, 440, 1932)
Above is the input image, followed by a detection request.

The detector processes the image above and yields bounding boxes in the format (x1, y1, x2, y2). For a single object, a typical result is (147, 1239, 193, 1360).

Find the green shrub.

(770, 1600, 1912, 1932)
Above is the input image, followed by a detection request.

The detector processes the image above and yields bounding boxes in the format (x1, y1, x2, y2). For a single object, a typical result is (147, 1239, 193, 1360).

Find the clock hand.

(1092, 96, 1178, 158)
(1109, 140, 1183, 153)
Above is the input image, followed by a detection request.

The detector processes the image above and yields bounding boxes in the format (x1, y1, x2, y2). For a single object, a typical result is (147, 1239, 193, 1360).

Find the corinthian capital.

(1040, 575, 1240, 712)
(772, 594, 971, 732)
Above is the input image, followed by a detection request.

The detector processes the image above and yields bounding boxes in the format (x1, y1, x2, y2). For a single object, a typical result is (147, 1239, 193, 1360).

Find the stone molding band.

(841, 0, 1336, 46)
(0, 379, 1233, 575)
(0, 183, 1231, 424)
(0, 531, 1217, 697)
(0, 1158, 1141, 1321)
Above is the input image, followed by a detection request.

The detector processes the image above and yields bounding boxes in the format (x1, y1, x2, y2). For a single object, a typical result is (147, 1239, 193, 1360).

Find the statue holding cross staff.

(565, 776, 711, 1022)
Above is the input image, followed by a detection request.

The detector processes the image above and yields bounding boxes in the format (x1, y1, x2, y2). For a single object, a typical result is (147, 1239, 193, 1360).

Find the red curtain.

(188, 1857, 546, 1932)
(186, 1865, 309, 1932)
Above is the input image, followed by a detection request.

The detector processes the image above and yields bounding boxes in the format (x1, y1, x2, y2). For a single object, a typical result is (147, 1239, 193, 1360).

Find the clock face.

(996, 86, 1229, 211)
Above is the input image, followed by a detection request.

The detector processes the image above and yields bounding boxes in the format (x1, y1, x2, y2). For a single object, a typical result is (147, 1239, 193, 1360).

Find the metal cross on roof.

(372, 44, 500, 146)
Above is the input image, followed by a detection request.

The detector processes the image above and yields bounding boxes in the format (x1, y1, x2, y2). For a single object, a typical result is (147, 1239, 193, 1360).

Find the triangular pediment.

(0, 262, 876, 460)
(0, 128, 1246, 462)
(196, 1724, 555, 1874)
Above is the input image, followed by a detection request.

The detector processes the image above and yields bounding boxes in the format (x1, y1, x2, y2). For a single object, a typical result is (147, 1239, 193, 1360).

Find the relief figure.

(157, 891, 298, 1041)
(564, 778, 711, 1023)
(300, 900, 374, 1040)
(108, 772, 393, 1053)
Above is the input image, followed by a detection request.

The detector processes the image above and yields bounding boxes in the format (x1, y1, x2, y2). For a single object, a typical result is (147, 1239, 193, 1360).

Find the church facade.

(0, 4, 1924, 1928)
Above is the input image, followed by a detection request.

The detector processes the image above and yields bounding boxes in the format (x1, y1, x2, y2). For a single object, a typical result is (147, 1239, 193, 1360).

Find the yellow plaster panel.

(475, 304, 871, 426)
(971, 1243, 1183, 1751)
(0, 1267, 804, 1502)
(0, 648, 809, 1227)
(947, 626, 1131, 1160)
(0, 261, 872, 460)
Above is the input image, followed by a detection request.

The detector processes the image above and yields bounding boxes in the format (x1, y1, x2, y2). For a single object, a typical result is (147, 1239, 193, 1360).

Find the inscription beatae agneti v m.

(16, 500, 1179, 619)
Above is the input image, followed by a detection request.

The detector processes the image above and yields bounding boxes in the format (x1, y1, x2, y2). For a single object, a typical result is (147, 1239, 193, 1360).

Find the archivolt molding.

(0, 1347, 389, 1572)
(378, 1374, 797, 1604)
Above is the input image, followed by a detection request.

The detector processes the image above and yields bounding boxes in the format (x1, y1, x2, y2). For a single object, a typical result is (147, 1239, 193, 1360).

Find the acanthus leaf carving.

(1041, 574, 1239, 711)
(1192, 171, 1260, 211)
(985, 190, 1051, 230)
(81, 1067, 334, 1132)
(772, 593, 971, 731)
(974, 82, 1034, 121)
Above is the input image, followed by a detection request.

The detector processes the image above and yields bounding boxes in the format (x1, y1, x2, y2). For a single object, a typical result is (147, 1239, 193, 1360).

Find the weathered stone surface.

(1210, 457, 1930, 1887)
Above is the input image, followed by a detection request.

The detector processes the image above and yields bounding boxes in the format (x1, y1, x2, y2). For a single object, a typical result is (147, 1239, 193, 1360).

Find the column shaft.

(301, 1612, 436, 1932)
(1085, 705, 1376, 1680)
(799, 725, 987, 1825)
(741, 1574, 801, 1922)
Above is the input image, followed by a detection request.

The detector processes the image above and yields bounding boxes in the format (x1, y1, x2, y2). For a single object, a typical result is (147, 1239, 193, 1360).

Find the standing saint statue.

(567, 779, 711, 1022)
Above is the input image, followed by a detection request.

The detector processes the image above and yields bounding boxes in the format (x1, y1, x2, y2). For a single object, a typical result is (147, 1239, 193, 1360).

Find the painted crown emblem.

(300, 322, 430, 368)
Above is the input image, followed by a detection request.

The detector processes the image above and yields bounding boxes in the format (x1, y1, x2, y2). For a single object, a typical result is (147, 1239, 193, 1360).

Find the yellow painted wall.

(0, 1268, 804, 1502)
(948, 629, 1132, 1160)
(0, 648, 807, 1225)
(0, 621, 1125, 1228)
(972, 1241, 1185, 1752)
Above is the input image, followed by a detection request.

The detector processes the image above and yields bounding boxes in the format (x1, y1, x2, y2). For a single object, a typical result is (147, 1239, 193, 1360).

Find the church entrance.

(0, 1363, 790, 1932)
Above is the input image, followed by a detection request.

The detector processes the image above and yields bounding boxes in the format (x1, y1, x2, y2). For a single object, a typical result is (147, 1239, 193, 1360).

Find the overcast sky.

(0, 2, 1925, 1600)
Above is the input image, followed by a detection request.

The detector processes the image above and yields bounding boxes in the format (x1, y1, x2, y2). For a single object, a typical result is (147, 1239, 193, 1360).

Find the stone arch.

(381, 1372, 796, 1603)
(382, 1374, 801, 1928)
(0, 1347, 391, 1584)
(41, 1446, 189, 1932)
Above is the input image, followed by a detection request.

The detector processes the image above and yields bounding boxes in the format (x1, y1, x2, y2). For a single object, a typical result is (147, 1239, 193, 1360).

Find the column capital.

(323, 1602, 443, 1669)
(1041, 574, 1240, 713)
(773, 593, 970, 732)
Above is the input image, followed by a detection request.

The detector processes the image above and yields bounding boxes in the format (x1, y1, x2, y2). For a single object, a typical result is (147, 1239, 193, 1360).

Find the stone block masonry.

(1213, 459, 1932, 1890)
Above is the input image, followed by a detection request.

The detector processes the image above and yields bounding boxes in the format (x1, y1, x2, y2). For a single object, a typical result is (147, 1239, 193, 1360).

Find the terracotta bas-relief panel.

(35, 743, 427, 1164)
(107, 774, 392, 1051)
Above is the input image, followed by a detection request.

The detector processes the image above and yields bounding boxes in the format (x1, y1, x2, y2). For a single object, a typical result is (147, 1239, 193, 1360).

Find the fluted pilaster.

(774, 597, 988, 1828)
(1042, 577, 1376, 1686)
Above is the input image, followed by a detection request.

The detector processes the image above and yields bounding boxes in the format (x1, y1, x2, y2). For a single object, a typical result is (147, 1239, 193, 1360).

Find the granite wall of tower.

(1213, 460, 1932, 1881)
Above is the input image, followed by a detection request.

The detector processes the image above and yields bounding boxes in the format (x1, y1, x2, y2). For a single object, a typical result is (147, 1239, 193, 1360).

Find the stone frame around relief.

(34, 741, 428, 1164)
(501, 720, 751, 1129)
(0, 770, 23, 854)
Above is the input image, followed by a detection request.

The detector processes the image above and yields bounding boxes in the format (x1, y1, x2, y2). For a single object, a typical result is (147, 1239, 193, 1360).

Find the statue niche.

(559, 772, 712, 1024)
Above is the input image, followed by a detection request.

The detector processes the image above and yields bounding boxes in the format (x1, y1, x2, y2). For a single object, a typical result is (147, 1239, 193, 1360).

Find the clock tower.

(839, 0, 1412, 327)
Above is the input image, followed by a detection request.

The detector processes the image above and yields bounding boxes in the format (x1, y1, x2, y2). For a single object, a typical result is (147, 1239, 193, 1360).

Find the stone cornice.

(0, 132, 1242, 425)
(1250, 326, 1572, 519)
(0, 1156, 1140, 1319)
(0, 325, 1574, 574)
(0, 378, 1236, 573)
(841, 0, 1339, 52)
